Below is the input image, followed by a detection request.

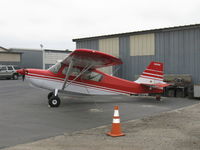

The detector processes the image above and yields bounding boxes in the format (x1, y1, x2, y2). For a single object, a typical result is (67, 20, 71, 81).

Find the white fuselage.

(26, 74, 119, 95)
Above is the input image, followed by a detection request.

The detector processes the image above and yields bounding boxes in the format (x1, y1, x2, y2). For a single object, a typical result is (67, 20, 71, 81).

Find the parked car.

(0, 65, 20, 80)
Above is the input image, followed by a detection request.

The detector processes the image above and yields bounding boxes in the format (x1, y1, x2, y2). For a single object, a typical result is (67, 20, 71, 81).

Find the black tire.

(48, 96, 61, 107)
(13, 74, 18, 80)
(48, 92, 54, 99)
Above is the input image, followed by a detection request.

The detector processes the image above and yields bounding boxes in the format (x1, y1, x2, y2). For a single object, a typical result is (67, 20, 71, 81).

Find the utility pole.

(40, 44, 45, 69)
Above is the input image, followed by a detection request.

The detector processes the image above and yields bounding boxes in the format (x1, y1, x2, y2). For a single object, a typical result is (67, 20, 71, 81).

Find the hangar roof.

(10, 48, 42, 51)
(0, 46, 8, 52)
(0, 46, 22, 54)
(73, 24, 200, 42)
(10, 48, 71, 53)
(44, 49, 72, 53)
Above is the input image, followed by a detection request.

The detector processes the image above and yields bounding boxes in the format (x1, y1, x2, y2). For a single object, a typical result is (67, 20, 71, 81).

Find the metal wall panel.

(76, 40, 99, 50)
(130, 33, 155, 56)
(11, 49, 43, 69)
(99, 37, 119, 75)
(154, 28, 200, 83)
(0, 53, 21, 62)
(99, 37, 119, 57)
(21, 50, 43, 69)
(118, 36, 130, 79)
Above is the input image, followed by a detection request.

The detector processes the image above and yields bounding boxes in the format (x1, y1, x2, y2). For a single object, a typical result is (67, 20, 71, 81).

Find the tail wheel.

(48, 96, 61, 107)
(48, 92, 54, 99)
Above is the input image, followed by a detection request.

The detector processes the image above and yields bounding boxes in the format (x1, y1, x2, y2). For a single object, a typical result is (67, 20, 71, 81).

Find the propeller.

(16, 69, 28, 81)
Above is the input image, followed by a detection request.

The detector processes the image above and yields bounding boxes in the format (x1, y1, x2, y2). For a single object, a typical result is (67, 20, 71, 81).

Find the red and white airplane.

(17, 49, 169, 107)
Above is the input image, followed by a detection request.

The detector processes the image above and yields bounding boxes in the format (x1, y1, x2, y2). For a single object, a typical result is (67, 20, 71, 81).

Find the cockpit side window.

(61, 66, 103, 81)
(81, 71, 103, 82)
(48, 62, 62, 74)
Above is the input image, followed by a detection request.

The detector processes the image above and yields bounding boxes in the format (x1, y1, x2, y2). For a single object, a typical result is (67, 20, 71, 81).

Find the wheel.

(156, 95, 161, 101)
(13, 74, 18, 80)
(48, 92, 54, 99)
(48, 96, 61, 107)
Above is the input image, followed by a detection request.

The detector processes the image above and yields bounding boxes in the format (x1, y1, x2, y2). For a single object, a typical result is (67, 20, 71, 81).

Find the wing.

(61, 49, 123, 69)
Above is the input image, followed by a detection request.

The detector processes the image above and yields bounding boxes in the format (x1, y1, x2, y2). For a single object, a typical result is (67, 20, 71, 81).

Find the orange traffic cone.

(107, 106, 125, 137)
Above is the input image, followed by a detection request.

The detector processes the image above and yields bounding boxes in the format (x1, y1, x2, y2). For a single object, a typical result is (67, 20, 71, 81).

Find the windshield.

(48, 62, 62, 73)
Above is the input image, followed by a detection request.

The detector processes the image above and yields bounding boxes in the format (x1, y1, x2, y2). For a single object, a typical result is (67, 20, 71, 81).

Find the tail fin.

(135, 61, 167, 86)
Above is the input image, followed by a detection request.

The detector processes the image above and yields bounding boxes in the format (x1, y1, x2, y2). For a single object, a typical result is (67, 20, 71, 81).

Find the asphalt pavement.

(0, 79, 199, 149)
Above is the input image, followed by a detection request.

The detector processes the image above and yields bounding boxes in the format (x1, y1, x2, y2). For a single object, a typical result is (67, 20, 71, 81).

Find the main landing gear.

(48, 89, 61, 107)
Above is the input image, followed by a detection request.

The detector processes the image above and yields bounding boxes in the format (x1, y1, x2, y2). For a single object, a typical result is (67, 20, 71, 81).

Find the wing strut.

(62, 60, 74, 90)
(61, 63, 93, 90)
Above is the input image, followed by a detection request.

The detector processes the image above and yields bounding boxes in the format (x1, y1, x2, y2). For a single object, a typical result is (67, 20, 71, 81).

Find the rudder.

(135, 61, 164, 84)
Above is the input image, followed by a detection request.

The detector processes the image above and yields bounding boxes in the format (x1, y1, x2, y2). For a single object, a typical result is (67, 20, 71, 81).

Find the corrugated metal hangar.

(73, 24, 200, 83)
(73, 24, 200, 97)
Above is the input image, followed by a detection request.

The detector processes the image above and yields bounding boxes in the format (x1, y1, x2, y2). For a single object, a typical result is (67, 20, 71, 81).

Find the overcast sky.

(0, 0, 200, 50)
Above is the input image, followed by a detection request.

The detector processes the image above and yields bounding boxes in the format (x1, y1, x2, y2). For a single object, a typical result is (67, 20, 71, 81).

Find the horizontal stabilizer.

(141, 83, 170, 88)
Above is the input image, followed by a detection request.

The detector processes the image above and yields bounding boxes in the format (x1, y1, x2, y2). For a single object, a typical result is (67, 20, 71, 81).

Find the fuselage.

(22, 65, 163, 95)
